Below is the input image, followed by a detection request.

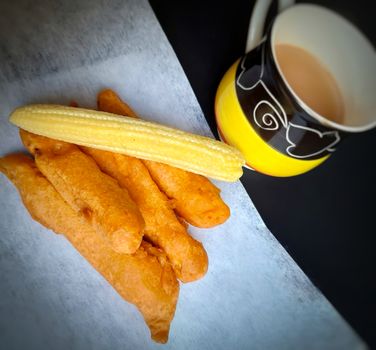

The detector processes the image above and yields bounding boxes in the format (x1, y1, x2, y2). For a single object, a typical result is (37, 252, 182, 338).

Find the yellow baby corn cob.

(10, 104, 245, 181)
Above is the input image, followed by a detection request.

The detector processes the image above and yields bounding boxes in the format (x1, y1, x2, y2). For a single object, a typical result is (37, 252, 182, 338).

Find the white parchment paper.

(0, 0, 365, 349)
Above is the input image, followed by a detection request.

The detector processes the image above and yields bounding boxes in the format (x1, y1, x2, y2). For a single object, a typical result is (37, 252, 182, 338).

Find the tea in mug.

(275, 44, 344, 124)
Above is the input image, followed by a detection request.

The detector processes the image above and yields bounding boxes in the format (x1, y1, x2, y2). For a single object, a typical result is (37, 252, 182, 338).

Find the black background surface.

(149, 0, 375, 347)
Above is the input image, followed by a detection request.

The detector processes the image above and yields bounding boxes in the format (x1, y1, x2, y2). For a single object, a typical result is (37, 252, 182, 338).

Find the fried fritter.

(97, 89, 230, 228)
(82, 142, 208, 282)
(0, 153, 179, 343)
(19, 130, 145, 254)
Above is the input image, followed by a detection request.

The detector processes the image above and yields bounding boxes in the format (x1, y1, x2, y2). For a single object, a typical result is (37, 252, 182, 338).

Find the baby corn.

(10, 104, 245, 181)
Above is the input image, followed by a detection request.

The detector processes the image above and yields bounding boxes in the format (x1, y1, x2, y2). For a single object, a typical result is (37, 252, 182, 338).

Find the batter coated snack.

(81, 146, 208, 283)
(97, 89, 230, 228)
(0, 153, 179, 343)
(20, 129, 145, 254)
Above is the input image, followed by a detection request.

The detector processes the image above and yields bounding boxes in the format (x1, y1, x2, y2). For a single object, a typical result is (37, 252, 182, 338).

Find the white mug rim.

(271, 4, 376, 133)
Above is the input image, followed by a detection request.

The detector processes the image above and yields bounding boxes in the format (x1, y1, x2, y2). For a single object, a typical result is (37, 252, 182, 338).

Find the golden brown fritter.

(81, 147, 208, 283)
(97, 89, 230, 228)
(0, 153, 179, 343)
(143, 161, 230, 228)
(19, 130, 145, 254)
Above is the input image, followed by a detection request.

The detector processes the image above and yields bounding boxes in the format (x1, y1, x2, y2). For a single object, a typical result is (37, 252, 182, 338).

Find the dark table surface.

(150, 0, 376, 348)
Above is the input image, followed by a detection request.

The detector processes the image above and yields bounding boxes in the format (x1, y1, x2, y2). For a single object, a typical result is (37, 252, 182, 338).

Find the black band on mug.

(235, 38, 345, 161)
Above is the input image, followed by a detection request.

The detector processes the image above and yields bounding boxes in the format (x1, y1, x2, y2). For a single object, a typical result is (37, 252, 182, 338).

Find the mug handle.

(245, 0, 295, 53)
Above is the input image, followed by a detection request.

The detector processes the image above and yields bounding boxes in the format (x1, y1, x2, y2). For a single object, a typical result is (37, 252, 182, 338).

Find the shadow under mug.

(215, 2, 376, 177)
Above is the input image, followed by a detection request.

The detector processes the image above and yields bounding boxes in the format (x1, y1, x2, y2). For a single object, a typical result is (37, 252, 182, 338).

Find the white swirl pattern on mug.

(236, 42, 341, 159)
(253, 103, 280, 130)
(253, 80, 288, 130)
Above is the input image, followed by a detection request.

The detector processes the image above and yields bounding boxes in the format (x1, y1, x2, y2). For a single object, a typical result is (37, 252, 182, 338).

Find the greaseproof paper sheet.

(0, 0, 365, 349)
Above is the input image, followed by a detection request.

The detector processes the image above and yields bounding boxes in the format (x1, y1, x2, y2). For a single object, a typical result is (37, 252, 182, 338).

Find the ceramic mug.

(215, 0, 376, 176)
